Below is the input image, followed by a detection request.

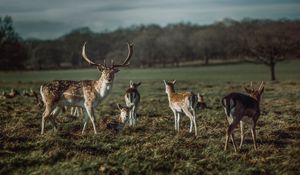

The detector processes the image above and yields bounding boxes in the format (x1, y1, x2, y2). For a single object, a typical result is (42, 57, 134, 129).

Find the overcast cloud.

(1, 0, 300, 39)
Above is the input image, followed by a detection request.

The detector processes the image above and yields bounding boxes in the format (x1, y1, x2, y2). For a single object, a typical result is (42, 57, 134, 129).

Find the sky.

(1, 0, 300, 39)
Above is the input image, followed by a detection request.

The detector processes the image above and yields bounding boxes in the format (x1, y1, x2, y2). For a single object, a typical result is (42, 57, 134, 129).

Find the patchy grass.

(0, 62, 300, 174)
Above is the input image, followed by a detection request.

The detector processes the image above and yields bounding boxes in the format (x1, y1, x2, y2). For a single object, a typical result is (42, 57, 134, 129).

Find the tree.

(242, 20, 300, 80)
(0, 16, 28, 70)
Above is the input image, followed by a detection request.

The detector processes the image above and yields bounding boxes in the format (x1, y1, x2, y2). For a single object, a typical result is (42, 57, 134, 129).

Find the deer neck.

(166, 89, 176, 102)
(95, 75, 113, 98)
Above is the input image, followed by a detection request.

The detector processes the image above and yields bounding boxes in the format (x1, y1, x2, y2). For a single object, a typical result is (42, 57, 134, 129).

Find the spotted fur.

(164, 80, 198, 136)
(40, 69, 119, 135)
(40, 42, 133, 135)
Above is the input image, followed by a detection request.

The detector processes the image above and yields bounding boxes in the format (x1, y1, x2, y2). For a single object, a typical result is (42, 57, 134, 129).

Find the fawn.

(124, 80, 141, 126)
(164, 80, 198, 136)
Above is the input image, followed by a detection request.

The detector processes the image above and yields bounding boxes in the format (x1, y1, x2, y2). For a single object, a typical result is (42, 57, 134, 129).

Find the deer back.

(222, 92, 260, 118)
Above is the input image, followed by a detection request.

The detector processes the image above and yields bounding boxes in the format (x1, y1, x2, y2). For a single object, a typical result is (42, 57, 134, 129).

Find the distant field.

(0, 60, 299, 83)
(0, 61, 299, 174)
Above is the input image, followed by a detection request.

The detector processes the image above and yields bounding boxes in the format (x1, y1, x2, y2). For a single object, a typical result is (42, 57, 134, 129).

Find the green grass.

(0, 60, 300, 174)
(0, 60, 299, 83)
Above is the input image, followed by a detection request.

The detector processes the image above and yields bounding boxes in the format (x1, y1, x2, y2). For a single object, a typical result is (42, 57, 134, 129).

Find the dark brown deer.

(40, 42, 133, 134)
(222, 81, 264, 152)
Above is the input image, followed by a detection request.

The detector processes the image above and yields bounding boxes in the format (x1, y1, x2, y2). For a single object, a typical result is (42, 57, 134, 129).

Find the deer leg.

(128, 108, 132, 126)
(84, 105, 97, 134)
(225, 120, 238, 152)
(182, 107, 197, 136)
(176, 113, 181, 132)
(239, 121, 244, 149)
(81, 110, 89, 134)
(189, 115, 193, 133)
(251, 121, 257, 150)
(191, 108, 197, 136)
(132, 106, 136, 126)
(172, 110, 177, 130)
(41, 105, 53, 135)
(50, 106, 61, 132)
(231, 133, 237, 152)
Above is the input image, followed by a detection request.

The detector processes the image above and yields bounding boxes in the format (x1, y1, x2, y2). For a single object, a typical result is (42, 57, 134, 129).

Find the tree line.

(1, 16, 300, 80)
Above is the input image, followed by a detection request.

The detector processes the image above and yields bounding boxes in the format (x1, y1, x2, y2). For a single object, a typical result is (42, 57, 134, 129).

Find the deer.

(124, 80, 141, 126)
(163, 80, 198, 136)
(222, 81, 264, 152)
(102, 104, 133, 133)
(40, 42, 134, 135)
(2, 88, 20, 99)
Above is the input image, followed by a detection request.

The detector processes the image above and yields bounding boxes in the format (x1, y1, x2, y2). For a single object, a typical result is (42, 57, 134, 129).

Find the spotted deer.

(163, 80, 198, 136)
(124, 80, 141, 126)
(40, 42, 134, 134)
(222, 81, 264, 152)
(105, 104, 133, 133)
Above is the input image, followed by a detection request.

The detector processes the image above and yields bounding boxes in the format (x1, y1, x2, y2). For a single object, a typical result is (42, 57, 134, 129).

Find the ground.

(0, 61, 300, 174)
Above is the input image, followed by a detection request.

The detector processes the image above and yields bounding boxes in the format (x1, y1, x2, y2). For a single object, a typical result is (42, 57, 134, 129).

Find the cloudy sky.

(1, 0, 300, 39)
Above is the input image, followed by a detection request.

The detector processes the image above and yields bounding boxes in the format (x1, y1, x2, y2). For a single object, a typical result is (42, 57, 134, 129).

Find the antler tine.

(259, 81, 264, 90)
(111, 59, 114, 67)
(82, 42, 106, 69)
(250, 81, 253, 88)
(111, 42, 134, 68)
(82, 42, 96, 65)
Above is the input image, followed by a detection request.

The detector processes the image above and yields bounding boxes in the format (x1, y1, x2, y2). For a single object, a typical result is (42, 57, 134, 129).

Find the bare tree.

(243, 20, 300, 80)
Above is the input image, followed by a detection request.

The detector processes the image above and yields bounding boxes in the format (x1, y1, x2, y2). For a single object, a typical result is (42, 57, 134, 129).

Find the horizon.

(1, 0, 300, 39)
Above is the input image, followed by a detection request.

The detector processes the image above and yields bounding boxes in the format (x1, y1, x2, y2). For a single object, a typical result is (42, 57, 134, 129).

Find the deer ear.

(137, 82, 142, 87)
(130, 80, 133, 86)
(172, 80, 176, 84)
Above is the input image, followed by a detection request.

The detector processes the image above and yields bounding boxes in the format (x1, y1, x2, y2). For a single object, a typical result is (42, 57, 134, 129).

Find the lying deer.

(40, 42, 133, 134)
(103, 104, 132, 133)
(164, 80, 198, 136)
(124, 80, 141, 126)
(222, 81, 264, 152)
(2, 88, 20, 99)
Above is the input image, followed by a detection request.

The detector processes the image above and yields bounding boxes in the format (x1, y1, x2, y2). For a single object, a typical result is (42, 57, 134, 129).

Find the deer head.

(117, 104, 133, 123)
(129, 80, 141, 89)
(244, 81, 264, 102)
(197, 93, 208, 109)
(82, 42, 134, 83)
(163, 80, 176, 94)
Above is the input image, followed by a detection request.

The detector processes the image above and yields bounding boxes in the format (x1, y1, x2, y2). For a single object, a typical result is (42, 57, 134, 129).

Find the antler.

(111, 42, 134, 68)
(82, 42, 106, 69)
(259, 81, 264, 90)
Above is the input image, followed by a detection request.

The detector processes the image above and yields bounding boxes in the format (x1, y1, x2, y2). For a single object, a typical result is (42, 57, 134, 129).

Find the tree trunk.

(270, 62, 276, 81)
(204, 56, 209, 65)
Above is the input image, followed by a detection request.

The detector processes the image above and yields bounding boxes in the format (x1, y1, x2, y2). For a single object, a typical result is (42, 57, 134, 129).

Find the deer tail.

(222, 97, 236, 117)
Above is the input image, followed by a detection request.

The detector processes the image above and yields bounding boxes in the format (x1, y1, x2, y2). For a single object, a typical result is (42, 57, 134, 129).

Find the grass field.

(0, 60, 300, 174)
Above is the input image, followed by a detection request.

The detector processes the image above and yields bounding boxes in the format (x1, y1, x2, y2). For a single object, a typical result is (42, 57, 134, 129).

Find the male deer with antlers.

(164, 80, 198, 136)
(222, 81, 264, 152)
(40, 42, 134, 134)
